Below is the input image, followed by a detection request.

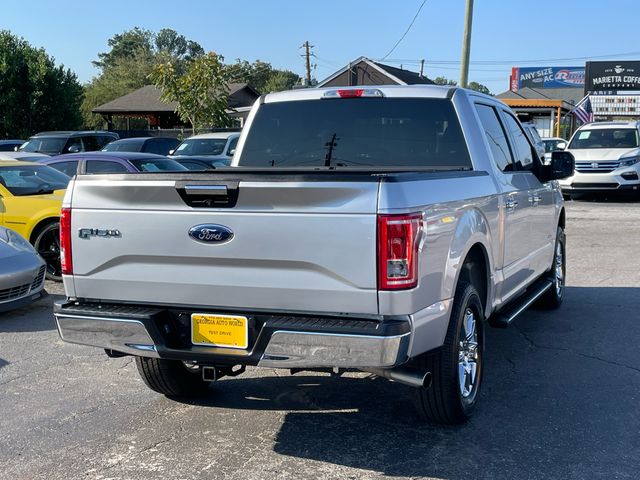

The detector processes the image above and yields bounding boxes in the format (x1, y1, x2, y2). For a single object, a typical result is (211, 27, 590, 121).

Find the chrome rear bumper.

(55, 315, 160, 358)
(54, 306, 411, 369)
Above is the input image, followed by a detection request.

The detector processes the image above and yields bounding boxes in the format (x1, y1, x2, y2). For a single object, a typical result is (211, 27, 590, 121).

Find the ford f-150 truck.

(54, 86, 574, 424)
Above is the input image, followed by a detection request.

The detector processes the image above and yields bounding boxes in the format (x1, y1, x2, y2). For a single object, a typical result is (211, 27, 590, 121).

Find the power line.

(380, 0, 428, 61)
(379, 50, 640, 66)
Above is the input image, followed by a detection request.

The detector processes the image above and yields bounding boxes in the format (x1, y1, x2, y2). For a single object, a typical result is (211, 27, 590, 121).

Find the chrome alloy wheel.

(458, 308, 479, 398)
(554, 240, 565, 297)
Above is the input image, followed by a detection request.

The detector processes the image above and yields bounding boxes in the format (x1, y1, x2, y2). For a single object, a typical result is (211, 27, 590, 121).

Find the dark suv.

(19, 131, 119, 156)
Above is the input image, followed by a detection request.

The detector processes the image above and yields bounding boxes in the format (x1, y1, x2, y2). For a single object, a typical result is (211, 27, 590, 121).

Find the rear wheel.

(415, 282, 484, 425)
(32, 221, 61, 281)
(135, 357, 210, 397)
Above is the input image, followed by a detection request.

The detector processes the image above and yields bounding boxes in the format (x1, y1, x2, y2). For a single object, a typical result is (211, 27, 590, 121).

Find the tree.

(433, 76, 457, 86)
(432, 76, 492, 95)
(92, 27, 154, 70)
(227, 59, 299, 93)
(468, 81, 491, 95)
(150, 52, 232, 132)
(0, 30, 83, 138)
(83, 28, 205, 127)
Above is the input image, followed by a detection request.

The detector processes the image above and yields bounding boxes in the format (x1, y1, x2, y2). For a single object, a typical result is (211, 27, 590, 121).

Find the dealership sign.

(585, 61, 640, 94)
(510, 66, 585, 91)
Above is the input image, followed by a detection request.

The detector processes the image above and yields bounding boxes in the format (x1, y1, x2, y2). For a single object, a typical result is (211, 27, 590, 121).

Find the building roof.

(93, 84, 259, 114)
(317, 56, 434, 87)
(497, 87, 584, 105)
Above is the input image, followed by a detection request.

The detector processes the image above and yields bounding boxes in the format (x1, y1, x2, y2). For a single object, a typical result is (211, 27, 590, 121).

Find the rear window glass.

(239, 98, 472, 169)
(569, 128, 639, 149)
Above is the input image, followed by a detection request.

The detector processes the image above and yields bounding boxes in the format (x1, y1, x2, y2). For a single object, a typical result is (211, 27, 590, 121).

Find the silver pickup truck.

(54, 86, 574, 424)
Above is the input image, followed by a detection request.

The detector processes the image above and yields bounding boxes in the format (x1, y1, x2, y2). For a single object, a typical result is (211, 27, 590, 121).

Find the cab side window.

(85, 160, 128, 173)
(503, 113, 534, 170)
(475, 104, 513, 172)
(51, 161, 79, 177)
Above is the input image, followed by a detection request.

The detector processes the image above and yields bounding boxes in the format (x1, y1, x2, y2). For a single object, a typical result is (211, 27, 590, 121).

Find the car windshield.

(174, 138, 228, 156)
(543, 139, 565, 153)
(102, 141, 142, 152)
(239, 98, 472, 169)
(0, 165, 70, 195)
(128, 159, 188, 172)
(20, 137, 67, 154)
(569, 128, 640, 149)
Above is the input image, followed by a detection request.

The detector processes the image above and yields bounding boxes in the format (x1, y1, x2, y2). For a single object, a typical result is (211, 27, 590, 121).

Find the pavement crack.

(513, 324, 640, 374)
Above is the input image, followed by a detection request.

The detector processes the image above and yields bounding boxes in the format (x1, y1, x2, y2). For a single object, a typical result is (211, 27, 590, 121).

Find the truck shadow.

(178, 286, 640, 479)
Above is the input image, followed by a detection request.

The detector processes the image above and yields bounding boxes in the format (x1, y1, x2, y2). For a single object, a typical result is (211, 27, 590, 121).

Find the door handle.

(505, 198, 518, 211)
(528, 194, 542, 205)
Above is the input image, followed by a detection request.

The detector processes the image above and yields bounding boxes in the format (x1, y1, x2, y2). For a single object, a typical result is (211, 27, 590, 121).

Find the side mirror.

(556, 141, 567, 151)
(541, 151, 574, 181)
(228, 148, 236, 156)
(14, 146, 19, 152)
(67, 145, 81, 154)
(168, 149, 175, 155)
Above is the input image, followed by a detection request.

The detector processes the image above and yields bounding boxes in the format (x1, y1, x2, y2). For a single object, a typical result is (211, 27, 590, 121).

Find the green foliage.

(432, 76, 492, 95)
(468, 81, 491, 95)
(83, 27, 206, 128)
(151, 52, 232, 132)
(433, 76, 457, 86)
(82, 52, 157, 129)
(93, 27, 154, 70)
(227, 59, 299, 93)
(0, 30, 83, 138)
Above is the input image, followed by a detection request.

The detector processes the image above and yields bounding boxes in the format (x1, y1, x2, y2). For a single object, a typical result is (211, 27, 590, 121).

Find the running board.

(489, 279, 553, 328)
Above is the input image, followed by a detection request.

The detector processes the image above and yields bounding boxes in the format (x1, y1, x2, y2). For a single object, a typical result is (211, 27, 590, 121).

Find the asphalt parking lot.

(1, 199, 639, 480)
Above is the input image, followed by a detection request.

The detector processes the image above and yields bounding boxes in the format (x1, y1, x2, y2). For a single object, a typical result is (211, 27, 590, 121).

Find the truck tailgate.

(68, 174, 380, 315)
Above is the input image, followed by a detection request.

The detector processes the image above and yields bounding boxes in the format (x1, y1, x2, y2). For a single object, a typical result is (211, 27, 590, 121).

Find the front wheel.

(32, 221, 61, 281)
(415, 282, 485, 425)
(535, 226, 566, 309)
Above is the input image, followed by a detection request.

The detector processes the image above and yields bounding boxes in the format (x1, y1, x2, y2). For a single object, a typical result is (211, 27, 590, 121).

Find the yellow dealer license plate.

(191, 314, 248, 349)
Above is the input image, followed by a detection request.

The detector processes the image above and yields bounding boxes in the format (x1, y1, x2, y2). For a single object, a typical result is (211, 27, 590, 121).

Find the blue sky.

(3, 0, 640, 94)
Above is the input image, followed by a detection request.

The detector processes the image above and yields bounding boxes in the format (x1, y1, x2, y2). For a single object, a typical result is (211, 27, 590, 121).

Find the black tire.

(415, 281, 484, 425)
(535, 226, 566, 310)
(32, 220, 61, 281)
(135, 357, 210, 397)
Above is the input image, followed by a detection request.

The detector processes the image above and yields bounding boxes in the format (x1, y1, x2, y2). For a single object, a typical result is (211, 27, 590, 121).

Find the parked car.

(0, 140, 25, 152)
(172, 158, 216, 171)
(40, 152, 188, 177)
(54, 85, 574, 425)
(19, 131, 119, 156)
(542, 137, 567, 153)
(521, 123, 545, 159)
(0, 151, 50, 162)
(0, 226, 47, 312)
(560, 121, 640, 196)
(102, 137, 180, 156)
(169, 132, 240, 166)
(541, 137, 568, 165)
(0, 161, 69, 280)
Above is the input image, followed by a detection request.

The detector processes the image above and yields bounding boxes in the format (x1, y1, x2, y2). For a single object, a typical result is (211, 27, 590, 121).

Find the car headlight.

(619, 155, 640, 167)
(0, 229, 36, 253)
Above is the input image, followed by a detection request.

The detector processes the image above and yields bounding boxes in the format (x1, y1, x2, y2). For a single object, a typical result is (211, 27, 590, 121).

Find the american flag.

(571, 95, 593, 124)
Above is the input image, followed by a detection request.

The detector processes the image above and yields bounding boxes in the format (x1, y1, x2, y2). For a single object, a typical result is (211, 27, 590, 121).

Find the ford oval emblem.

(188, 224, 234, 244)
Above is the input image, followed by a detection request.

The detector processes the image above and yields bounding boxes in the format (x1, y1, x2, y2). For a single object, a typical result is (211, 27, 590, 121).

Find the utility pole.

(419, 59, 425, 78)
(300, 41, 314, 86)
(459, 0, 474, 88)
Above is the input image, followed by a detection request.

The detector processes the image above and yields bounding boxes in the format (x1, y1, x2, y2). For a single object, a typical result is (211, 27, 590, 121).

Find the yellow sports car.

(0, 160, 69, 280)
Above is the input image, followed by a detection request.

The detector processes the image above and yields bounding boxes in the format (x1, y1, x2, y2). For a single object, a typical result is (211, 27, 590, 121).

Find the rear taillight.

(60, 207, 72, 275)
(377, 213, 423, 290)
